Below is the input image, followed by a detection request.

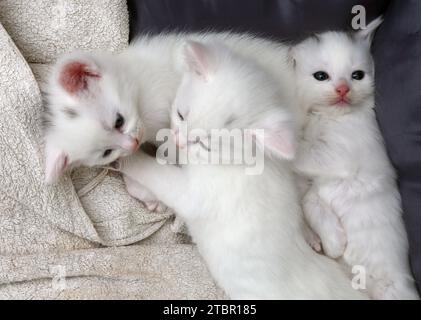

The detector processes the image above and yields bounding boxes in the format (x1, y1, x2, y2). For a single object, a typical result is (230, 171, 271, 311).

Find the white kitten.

(43, 51, 143, 183)
(43, 48, 178, 184)
(43, 32, 295, 184)
(291, 18, 419, 299)
(43, 32, 295, 213)
(115, 41, 366, 299)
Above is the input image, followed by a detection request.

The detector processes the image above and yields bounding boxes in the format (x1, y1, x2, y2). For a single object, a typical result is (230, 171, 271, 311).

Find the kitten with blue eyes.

(114, 41, 366, 299)
(292, 18, 419, 299)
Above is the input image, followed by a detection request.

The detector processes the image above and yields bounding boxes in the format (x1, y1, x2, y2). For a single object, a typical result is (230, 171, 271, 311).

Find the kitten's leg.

(116, 152, 188, 211)
(123, 176, 167, 213)
(303, 188, 347, 259)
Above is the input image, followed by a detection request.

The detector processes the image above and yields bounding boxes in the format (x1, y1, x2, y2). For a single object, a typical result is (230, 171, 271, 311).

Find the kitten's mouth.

(331, 97, 351, 107)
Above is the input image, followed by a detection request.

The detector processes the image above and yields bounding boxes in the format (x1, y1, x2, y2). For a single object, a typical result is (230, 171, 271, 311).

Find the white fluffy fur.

(292, 19, 419, 299)
(43, 28, 417, 299)
(116, 41, 366, 299)
(43, 32, 296, 183)
(43, 32, 296, 212)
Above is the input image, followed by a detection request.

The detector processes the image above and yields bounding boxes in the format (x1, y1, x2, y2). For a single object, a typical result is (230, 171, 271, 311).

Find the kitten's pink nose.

(336, 84, 350, 97)
(120, 136, 140, 153)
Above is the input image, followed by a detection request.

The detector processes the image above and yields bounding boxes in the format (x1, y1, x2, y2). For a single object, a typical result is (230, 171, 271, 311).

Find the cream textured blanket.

(0, 1, 224, 299)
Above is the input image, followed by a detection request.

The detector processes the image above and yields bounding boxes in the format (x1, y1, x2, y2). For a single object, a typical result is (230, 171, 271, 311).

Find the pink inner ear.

(184, 41, 212, 79)
(59, 62, 100, 94)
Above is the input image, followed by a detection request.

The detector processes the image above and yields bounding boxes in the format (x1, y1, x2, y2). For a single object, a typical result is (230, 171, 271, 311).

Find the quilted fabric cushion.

(0, 0, 129, 63)
(372, 0, 421, 292)
(0, 22, 97, 255)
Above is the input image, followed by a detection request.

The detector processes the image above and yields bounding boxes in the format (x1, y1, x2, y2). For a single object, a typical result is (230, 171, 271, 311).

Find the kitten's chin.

(308, 100, 353, 114)
(330, 96, 351, 107)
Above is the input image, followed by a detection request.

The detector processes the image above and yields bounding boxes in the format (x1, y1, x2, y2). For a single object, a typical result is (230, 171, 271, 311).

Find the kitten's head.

(170, 41, 295, 160)
(44, 51, 143, 183)
(291, 17, 382, 113)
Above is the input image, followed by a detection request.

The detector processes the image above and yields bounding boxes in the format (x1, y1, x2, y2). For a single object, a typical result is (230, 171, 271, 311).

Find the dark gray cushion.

(127, 0, 389, 41)
(372, 0, 421, 293)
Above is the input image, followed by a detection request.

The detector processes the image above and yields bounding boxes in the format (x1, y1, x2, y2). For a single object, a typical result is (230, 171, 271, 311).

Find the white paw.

(321, 229, 347, 259)
(308, 235, 322, 253)
(110, 155, 136, 174)
(304, 227, 322, 253)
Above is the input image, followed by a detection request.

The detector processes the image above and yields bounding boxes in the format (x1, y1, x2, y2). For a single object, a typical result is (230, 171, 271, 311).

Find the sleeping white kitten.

(291, 18, 419, 299)
(43, 32, 295, 184)
(114, 40, 366, 299)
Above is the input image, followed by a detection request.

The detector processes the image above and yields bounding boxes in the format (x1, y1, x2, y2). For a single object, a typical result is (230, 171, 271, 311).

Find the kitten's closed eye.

(115, 113, 125, 130)
(313, 71, 329, 81)
(103, 149, 113, 157)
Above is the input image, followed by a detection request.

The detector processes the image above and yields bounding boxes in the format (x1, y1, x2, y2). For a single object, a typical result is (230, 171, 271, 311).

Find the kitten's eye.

(103, 149, 113, 158)
(115, 113, 125, 129)
(352, 70, 365, 80)
(313, 71, 329, 81)
(177, 110, 184, 121)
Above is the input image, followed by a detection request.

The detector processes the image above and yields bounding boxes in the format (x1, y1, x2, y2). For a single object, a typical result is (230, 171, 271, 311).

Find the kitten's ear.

(183, 40, 216, 80)
(57, 53, 101, 95)
(252, 110, 296, 160)
(355, 16, 383, 45)
(44, 144, 69, 184)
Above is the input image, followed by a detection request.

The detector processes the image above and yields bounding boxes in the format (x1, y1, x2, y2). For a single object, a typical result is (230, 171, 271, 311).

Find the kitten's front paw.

(112, 154, 141, 175)
(303, 224, 322, 253)
(321, 227, 347, 259)
(307, 232, 322, 253)
(123, 176, 167, 214)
